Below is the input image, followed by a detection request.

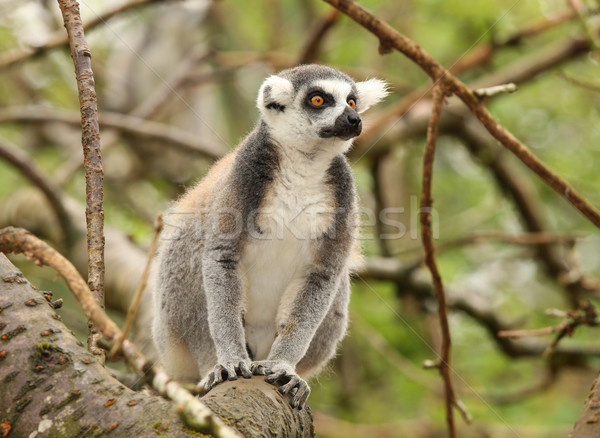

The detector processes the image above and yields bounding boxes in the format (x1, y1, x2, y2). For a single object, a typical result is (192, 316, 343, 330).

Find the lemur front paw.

(199, 360, 252, 392)
(251, 360, 311, 409)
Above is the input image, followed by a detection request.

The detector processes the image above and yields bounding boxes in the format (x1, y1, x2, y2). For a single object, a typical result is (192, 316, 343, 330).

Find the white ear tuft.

(256, 75, 294, 116)
(356, 78, 389, 113)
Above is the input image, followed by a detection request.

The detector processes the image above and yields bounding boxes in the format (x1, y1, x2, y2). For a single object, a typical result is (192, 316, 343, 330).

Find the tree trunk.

(0, 253, 314, 437)
(571, 374, 600, 438)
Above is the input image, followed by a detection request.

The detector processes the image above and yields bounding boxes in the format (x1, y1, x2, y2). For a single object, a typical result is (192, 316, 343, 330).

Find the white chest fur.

(240, 148, 335, 360)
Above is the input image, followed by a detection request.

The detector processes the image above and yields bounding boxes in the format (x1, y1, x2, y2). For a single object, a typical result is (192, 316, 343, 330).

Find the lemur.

(152, 64, 388, 409)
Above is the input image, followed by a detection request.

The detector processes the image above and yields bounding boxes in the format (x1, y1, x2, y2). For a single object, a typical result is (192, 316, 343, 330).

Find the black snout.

(347, 113, 361, 127)
(318, 107, 362, 140)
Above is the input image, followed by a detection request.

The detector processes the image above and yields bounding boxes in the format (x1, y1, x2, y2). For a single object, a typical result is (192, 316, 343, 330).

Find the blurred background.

(1, 0, 600, 436)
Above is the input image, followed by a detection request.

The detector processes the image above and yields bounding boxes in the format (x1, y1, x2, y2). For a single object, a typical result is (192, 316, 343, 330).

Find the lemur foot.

(251, 361, 311, 409)
(199, 360, 252, 391)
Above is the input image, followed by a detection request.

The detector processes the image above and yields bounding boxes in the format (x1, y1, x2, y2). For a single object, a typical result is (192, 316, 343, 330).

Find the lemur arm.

(200, 237, 252, 389)
(268, 268, 342, 366)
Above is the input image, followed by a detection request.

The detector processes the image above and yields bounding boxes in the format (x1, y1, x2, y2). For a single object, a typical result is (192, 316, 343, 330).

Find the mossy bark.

(0, 254, 314, 437)
(571, 374, 600, 438)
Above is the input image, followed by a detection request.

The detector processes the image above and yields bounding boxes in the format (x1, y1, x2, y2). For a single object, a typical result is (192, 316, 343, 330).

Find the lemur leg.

(152, 218, 216, 381)
(296, 272, 350, 377)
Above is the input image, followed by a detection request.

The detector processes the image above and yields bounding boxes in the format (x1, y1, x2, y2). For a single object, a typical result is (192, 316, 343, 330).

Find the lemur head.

(257, 64, 388, 154)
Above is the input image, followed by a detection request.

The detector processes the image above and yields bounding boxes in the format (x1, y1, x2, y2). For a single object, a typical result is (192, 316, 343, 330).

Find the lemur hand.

(251, 360, 311, 409)
(199, 359, 252, 392)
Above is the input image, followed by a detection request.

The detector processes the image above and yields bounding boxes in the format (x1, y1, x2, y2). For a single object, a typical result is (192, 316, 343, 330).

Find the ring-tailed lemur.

(152, 64, 388, 409)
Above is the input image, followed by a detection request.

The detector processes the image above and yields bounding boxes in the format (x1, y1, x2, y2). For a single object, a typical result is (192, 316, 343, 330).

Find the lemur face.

(303, 79, 361, 141)
(257, 65, 388, 152)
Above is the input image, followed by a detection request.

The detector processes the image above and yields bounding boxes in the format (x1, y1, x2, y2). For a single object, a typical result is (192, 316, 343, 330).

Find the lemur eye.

(311, 95, 324, 106)
(347, 99, 356, 109)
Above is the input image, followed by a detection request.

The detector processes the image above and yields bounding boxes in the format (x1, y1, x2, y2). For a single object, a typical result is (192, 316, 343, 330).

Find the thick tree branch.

(0, 228, 240, 437)
(0, 251, 313, 436)
(0, 253, 192, 437)
(0, 227, 119, 339)
(572, 373, 600, 437)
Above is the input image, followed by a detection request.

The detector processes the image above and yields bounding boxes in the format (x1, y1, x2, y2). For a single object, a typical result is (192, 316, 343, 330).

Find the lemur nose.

(347, 113, 361, 126)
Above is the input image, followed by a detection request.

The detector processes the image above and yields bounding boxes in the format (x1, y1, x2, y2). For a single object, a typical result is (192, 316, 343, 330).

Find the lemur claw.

(251, 361, 310, 409)
(201, 360, 252, 391)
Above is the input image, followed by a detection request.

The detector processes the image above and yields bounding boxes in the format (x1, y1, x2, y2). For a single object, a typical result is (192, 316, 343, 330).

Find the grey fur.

(153, 64, 386, 409)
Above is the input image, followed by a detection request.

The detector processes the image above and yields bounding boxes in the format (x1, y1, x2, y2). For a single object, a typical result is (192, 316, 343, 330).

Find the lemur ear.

(355, 79, 389, 113)
(257, 75, 294, 116)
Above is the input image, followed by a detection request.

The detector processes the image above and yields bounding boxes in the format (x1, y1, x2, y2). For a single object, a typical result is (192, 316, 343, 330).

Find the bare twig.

(557, 71, 600, 93)
(498, 301, 600, 359)
(449, 9, 580, 74)
(0, 226, 240, 437)
(498, 322, 572, 339)
(474, 83, 517, 98)
(57, 0, 105, 360)
(0, 0, 161, 70)
(109, 214, 163, 360)
(325, 0, 600, 231)
(0, 137, 77, 251)
(419, 84, 458, 438)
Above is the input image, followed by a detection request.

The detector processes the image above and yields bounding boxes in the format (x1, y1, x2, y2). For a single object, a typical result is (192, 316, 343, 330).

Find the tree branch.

(419, 84, 458, 438)
(57, 0, 105, 360)
(0, 227, 118, 339)
(0, 227, 241, 437)
(572, 373, 600, 437)
(452, 116, 598, 303)
(324, 0, 600, 230)
(0, 0, 162, 70)
(297, 9, 340, 64)
(0, 248, 315, 436)
(357, 257, 600, 364)
(449, 8, 580, 74)
(0, 137, 78, 252)
(0, 106, 226, 161)
(109, 214, 162, 360)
